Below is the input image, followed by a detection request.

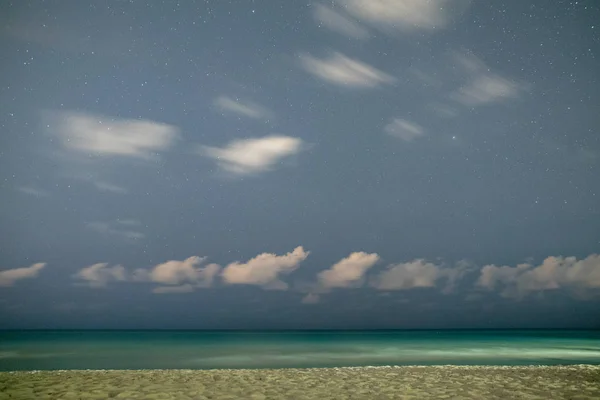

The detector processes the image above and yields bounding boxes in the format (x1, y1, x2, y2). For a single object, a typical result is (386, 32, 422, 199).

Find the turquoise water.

(1, 330, 599, 371)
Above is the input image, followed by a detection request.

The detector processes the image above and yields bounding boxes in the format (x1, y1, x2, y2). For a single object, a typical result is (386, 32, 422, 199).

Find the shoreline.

(2, 365, 599, 399)
(4, 363, 600, 372)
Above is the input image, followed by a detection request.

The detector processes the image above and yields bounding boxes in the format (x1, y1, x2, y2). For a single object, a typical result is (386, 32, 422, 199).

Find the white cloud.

(136, 256, 220, 287)
(452, 74, 520, 106)
(341, 0, 470, 31)
(221, 246, 309, 290)
(18, 186, 50, 197)
(318, 252, 380, 289)
(52, 111, 179, 159)
(87, 221, 145, 240)
(73, 263, 126, 288)
(0, 263, 46, 287)
(313, 4, 369, 39)
(200, 135, 304, 175)
(152, 284, 195, 294)
(299, 52, 395, 88)
(450, 52, 524, 107)
(94, 181, 128, 194)
(477, 254, 600, 299)
(385, 118, 425, 141)
(214, 96, 273, 120)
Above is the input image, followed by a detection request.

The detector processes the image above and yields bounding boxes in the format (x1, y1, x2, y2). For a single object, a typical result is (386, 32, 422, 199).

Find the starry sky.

(1, 0, 599, 330)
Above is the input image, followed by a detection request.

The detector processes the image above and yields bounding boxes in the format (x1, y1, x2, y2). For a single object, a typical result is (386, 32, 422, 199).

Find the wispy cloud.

(214, 96, 273, 120)
(87, 221, 145, 240)
(18, 186, 50, 197)
(299, 52, 395, 88)
(199, 135, 304, 175)
(73, 263, 126, 288)
(385, 118, 425, 141)
(453, 74, 521, 106)
(221, 246, 310, 290)
(313, 4, 369, 39)
(50, 111, 179, 159)
(341, 0, 471, 32)
(94, 181, 128, 194)
(0, 263, 46, 287)
(477, 254, 600, 299)
(450, 52, 525, 107)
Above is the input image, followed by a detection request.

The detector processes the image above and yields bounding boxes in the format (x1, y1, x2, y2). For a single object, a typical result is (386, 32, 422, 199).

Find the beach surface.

(1, 365, 599, 400)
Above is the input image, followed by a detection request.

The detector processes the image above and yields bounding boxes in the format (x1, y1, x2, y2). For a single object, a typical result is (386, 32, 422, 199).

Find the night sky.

(1, 0, 599, 329)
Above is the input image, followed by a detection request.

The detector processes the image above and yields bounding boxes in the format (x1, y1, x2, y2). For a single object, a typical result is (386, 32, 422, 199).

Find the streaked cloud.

(313, 4, 369, 39)
(477, 254, 600, 299)
(87, 221, 145, 240)
(73, 263, 126, 288)
(221, 246, 309, 290)
(384, 118, 425, 141)
(18, 186, 50, 197)
(200, 135, 304, 175)
(341, 0, 471, 32)
(299, 52, 395, 88)
(94, 181, 128, 194)
(214, 96, 273, 120)
(51, 111, 179, 159)
(451, 52, 524, 107)
(453, 74, 520, 106)
(0, 263, 46, 287)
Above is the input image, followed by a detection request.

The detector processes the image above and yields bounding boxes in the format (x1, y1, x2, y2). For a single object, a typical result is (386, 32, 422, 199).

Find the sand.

(1, 365, 599, 399)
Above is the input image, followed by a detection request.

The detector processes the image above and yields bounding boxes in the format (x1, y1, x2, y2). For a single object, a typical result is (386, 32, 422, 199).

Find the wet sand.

(1, 365, 599, 399)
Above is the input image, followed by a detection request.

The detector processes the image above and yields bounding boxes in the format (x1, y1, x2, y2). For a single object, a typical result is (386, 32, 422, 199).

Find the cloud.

(302, 293, 321, 304)
(221, 246, 309, 290)
(450, 52, 524, 107)
(51, 111, 179, 159)
(384, 118, 425, 141)
(94, 181, 128, 194)
(134, 257, 221, 288)
(200, 135, 304, 175)
(18, 186, 50, 197)
(318, 252, 380, 290)
(452, 74, 520, 106)
(370, 259, 469, 292)
(371, 259, 441, 290)
(214, 96, 273, 120)
(0, 263, 46, 287)
(477, 254, 600, 299)
(341, 0, 470, 32)
(313, 4, 369, 39)
(87, 221, 145, 240)
(152, 284, 195, 294)
(428, 102, 459, 118)
(299, 52, 395, 88)
(73, 263, 126, 288)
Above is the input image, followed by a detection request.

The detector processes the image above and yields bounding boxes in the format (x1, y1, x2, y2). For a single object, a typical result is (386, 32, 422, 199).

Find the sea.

(1, 330, 599, 371)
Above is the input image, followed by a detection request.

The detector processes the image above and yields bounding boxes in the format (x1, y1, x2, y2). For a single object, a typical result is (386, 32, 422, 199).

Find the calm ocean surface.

(1, 330, 599, 371)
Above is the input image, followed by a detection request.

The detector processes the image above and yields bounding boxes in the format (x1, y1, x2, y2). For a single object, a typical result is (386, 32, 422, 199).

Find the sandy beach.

(1, 365, 599, 399)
